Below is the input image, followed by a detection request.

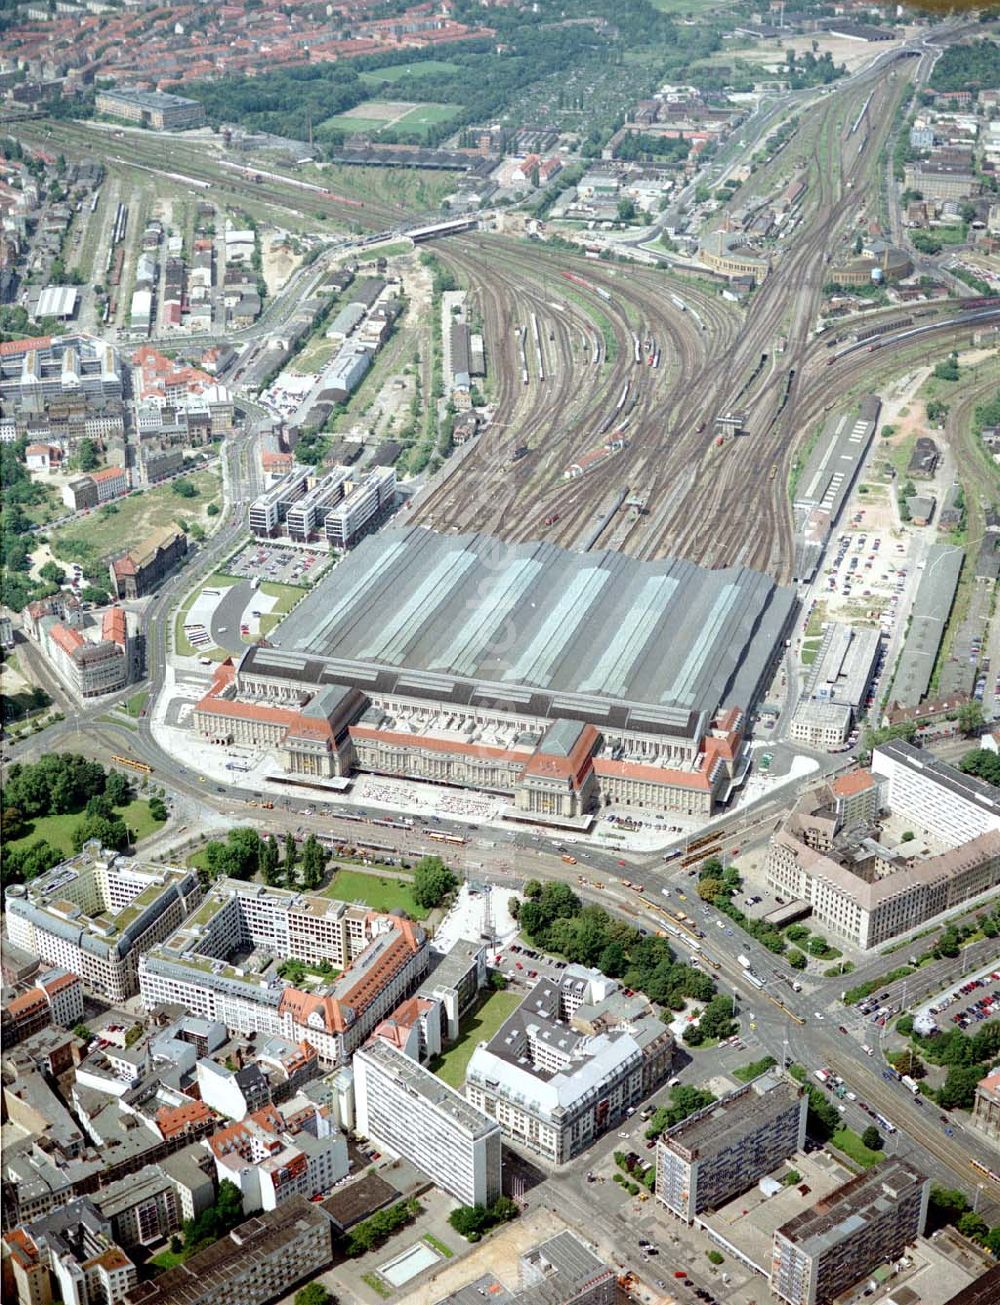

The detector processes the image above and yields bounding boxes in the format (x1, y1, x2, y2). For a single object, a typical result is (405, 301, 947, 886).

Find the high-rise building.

(770, 1160, 929, 1305)
(656, 1074, 807, 1222)
(354, 1038, 502, 1208)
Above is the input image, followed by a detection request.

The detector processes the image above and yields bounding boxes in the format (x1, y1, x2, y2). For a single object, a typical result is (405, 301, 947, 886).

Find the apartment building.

(41, 619, 129, 699)
(5, 1199, 138, 1305)
(355, 1038, 502, 1208)
(1, 969, 83, 1046)
(206, 1102, 348, 1213)
(656, 1074, 807, 1222)
(123, 1198, 335, 1305)
(138, 879, 429, 1065)
(972, 1069, 1000, 1143)
(5, 846, 202, 1003)
(770, 1160, 929, 1305)
(465, 971, 673, 1164)
(872, 740, 1000, 844)
(93, 1167, 182, 1249)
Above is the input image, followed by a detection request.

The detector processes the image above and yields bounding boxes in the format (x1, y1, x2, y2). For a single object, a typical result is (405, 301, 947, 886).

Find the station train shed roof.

(268, 525, 795, 739)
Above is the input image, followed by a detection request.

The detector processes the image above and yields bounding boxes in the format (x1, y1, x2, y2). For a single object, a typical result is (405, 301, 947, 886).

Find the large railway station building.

(190, 526, 796, 821)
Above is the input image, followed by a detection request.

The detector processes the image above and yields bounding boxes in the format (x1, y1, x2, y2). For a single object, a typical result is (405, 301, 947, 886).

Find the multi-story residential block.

(138, 878, 429, 1065)
(656, 1074, 807, 1222)
(93, 1167, 182, 1249)
(122, 1197, 335, 1305)
(465, 971, 672, 1164)
(110, 524, 188, 600)
(95, 88, 205, 130)
(4, 1198, 138, 1305)
(354, 1038, 502, 1208)
(770, 1160, 929, 1305)
(5, 845, 202, 1003)
(1, 969, 83, 1046)
(206, 1101, 348, 1213)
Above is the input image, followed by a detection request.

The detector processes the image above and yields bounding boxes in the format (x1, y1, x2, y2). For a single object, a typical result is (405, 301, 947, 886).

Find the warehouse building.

(464, 972, 672, 1164)
(5, 846, 202, 1003)
(194, 525, 793, 818)
(354, 1038, 502, 1207)
(791, 622, 880, 749)
(656, 1073, 807, 1222)
(887, 545, 963, 709)
(771, 1160, 928, 1305)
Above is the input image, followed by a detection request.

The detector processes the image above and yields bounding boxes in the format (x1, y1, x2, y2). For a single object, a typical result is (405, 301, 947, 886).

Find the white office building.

(354, 1039, 502, 1208)
(872, 739, 1000, 845)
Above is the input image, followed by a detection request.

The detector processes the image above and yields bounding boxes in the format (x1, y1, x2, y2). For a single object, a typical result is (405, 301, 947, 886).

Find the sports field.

(322, 100, 460, 139)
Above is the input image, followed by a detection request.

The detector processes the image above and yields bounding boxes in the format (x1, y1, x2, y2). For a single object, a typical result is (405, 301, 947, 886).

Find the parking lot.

(925, 967, 1000, 1030)
(225, 542, 331, 587)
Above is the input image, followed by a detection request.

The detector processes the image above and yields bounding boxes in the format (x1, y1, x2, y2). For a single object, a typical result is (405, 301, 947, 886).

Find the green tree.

(788, 949, 807, 970)
(927, 1187, 970, 1234)
(938, 1064, 982, 1110)
(261, 834, 281, 886)
(39, 560, 65, 585)
(413, 855, 458, 909)
(75, 438, 100, 472)
(104, 770, 130, 806)
(300, 833, 328, 891)
(957, 701, 985, 737)
(617, 197, 637, 223)
(861, 1125, 883, 1151)
(598, 940, 628, 978)
(295, 1287, 334, 1305)
(697, 877, 724, 902)
(283, 832, 298, 885)
(148, 797, 168, 822)
(72, 812, 128, 852)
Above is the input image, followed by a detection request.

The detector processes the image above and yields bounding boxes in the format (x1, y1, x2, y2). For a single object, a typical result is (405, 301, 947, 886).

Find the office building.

(465, 971, 672, 1164)
(770, 1160, 929, 1305)
(656, 1074, 807, 1222)
(872, 739, 1000, 844)
(248, 464, 311, 536)
(791, 623, 881, 749)
(95, 88, 205, 131)
(138, 878, 429, 1065)
(123, 1197, 335, 1305)
(323, 466, 396, 547)
(5, 846, 202, 1003)
(110, 525, 188, 600)
(285, 466, 350, 541)
(39, 616, 129, 699)
(766, 751, 1000, 950)
(0, 334, 122, 414)
(354, 1038, 502, 1207)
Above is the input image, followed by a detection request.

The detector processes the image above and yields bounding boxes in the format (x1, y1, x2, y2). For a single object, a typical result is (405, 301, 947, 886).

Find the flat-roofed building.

(656, 1073, 807, 1222)
(355, 1038, 502, 1207)
(872, 739, 1000, 844)
(122, 1197, 335, 1305)
(434, 1229, 619, 1305)
(770, 1160, 929, 1305)
(95, 88, 205, 131)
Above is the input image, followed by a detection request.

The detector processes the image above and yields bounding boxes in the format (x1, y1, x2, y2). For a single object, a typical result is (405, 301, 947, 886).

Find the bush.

(707, 1250, 724, 1265)
(347, 1199, 421, 1256)
(448, 1196, 518, 1242)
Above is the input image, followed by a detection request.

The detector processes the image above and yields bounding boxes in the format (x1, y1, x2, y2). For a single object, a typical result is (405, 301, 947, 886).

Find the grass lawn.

(124, 689, 149, 718)
(359, 60, 460, 84)
(357, 241, 413, 262)
(428, 989, 522, 1089)
(292, 335, 339, 375)
(324, 867, 428, 919)
(395, 103, 461, 134)
(5, 799, 163, 857)
(51, 469, 220, 565)
(423, 1233, 454, 1259)
(831, 1128, 884, 1169)
(174, 573, 241, 658)
(321, 165, 454, 212)
(149, 1248, 185, 1272)
(257, 580, 306, 636)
